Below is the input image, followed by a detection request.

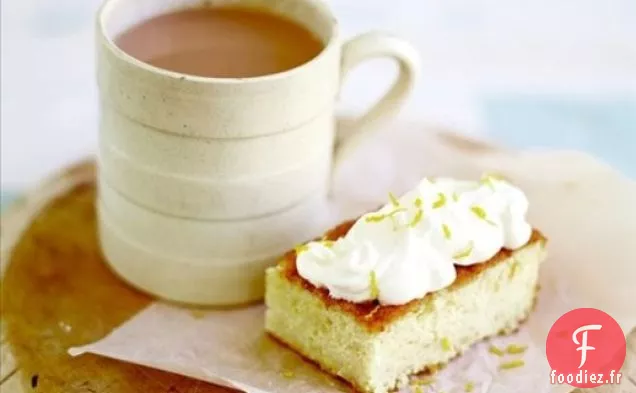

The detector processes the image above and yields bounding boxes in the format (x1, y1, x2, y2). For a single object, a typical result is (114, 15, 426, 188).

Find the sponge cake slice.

(265, 220, 547, 393)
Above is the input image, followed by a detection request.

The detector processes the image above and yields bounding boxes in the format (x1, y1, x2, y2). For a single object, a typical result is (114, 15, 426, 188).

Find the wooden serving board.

(1, 132, 635, 393)
(0, 161, 237, 393)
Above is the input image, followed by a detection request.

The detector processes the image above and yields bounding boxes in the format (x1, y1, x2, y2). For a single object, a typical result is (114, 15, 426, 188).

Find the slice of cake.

(265, 175, 547, 393)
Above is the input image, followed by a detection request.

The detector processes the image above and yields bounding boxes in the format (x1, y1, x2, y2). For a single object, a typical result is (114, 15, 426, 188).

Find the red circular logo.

(546, 308, 626, 388)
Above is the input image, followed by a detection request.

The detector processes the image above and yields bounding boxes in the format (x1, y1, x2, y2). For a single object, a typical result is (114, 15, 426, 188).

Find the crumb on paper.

(412, 377, 434, 386)
(499, 359, 525, 370)
(281, 369, 295, 379)
(440, 337, 452, 352)
(190, 310, 206, 319)
(505, 344, 527, 354)
(58, 321, 72, 333)
(488, 345, 504, 356)
(31, 374, 39, 388)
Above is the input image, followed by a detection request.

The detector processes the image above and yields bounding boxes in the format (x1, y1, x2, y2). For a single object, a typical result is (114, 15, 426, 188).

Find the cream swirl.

(296, 174, 532, 305)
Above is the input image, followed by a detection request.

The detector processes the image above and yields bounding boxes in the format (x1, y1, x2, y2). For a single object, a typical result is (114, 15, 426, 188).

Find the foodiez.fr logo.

(546, 308, 626, 388)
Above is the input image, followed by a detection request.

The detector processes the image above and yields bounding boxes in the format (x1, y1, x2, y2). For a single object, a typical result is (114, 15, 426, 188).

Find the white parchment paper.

(69, 125, 636, 393)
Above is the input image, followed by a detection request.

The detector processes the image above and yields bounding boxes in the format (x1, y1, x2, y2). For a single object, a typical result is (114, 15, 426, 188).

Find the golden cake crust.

(279, 220, 546, 333)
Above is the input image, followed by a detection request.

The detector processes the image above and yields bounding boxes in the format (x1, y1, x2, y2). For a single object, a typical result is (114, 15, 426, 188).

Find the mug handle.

(332, 32, 420, 172)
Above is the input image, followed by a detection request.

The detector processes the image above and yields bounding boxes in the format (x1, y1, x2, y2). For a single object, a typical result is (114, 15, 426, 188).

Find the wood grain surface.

(1, 156, 634, 393)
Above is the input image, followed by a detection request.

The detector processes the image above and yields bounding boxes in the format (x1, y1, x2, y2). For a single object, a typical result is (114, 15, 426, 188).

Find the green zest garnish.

(465, 381, 475, 392)
(441, 337, 453, 352)
(481, 176, 496, 190)
(413, 386, 423, 393)
(322, 240, 335, 248)
(409, 209, 423, 228)
(295, 244, 309, 254)
(281, 370, 295, 378)
(414, 197, 423, 208)
(489, 345, 504, 356)
(453, 241, 474, 260)
(482, 172, 506, 181)
(471, 205, 497, 226)
(432, 193, 447, 209)
(470, 205, 487, 220)
(481, 172, 507, 190)
(369, 271, 380, 299)
(452, 192, 459, 202)
(499, 359, 525, 370)
(442, 224, 452, 240)
(365, 214, 385, 223)
(388, 192, 400, 207)
(364, 207, 406, 223)
(506, 344, 528, 354)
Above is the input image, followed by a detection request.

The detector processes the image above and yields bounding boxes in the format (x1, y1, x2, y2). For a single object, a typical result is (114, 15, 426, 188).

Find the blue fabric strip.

(482, 95, 636, 178)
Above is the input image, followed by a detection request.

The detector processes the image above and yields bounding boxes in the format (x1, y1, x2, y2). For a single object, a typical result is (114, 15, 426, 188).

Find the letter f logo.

(572, 324, 602, 368)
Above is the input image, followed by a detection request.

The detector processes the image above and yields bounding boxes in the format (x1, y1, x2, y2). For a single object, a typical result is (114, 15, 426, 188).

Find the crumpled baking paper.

(69, 124, 636, 393)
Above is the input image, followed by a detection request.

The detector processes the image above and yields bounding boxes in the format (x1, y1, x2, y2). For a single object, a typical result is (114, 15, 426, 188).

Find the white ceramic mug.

(96, 0, 419, 306)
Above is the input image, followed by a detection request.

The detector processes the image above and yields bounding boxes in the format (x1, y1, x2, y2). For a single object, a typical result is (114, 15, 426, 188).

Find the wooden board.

(1, 142, 635, 393)
(0, 161, 236, 393)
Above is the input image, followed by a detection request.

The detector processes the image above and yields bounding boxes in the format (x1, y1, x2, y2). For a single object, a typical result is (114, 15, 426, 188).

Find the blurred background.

(1, 0, 635, 207)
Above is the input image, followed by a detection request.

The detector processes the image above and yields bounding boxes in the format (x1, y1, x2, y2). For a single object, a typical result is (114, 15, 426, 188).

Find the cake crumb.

(499, 359, 525, 370)
(465, 381, 475, 392)
(505, 344, 527, 354)
(440, 337, 453, 352)
(488, 345, 504, 356)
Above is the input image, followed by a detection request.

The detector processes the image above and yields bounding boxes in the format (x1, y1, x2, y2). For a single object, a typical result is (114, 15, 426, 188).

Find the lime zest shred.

(465, 381, 475, 392)
(281, 369, 295, 378)
(506, 344, 528, 354)
(389, 192, 400, 207)
(442, 223, 452, 240)
(409, 209, 424, 228)
(295, 244, 309, 254)
(365, 207, 407, 224)
(482, 172, 506, 182)
(481, 176, 496, 190)
(499, 359, 525, 370)
(369, 271, 380, 299)
(470, 205, 488, 220)
(488, 345, 505, 356)
(453, 241, 474, 260)
(432, 193, 447, 209)
(452, 192, 459, 202)
(322, 240, 335, 248)
(413, 386, 423, 393)
(365, 214, 385, 223)
(441, 337, 453, 352)
(387, 207, 407, 216)
(414, 197, 423, 208)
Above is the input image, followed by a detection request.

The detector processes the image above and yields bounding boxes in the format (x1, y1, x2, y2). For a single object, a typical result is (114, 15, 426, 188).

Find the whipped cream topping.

(296, 175, 533, 305)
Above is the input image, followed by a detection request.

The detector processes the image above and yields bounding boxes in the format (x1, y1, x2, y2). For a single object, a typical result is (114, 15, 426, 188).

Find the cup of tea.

(96, 0, 420, 306)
